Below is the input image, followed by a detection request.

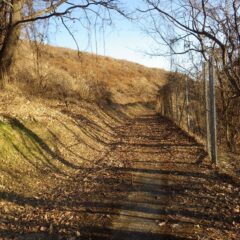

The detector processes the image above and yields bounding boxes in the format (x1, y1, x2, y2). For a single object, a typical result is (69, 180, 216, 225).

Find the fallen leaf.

(158, 222, 166, 227)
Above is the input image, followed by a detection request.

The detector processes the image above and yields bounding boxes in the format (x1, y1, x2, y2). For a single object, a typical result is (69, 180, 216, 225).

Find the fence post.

(208, 58, 218, 164)
(204, 62, 210, 155)
(185, 75, 190, 132)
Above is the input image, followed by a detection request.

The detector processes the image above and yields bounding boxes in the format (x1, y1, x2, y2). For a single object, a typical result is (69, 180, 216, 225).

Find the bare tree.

(0, 0, 125, 86)
(141, 0, 240, 152)
(141, 0, 240, 97)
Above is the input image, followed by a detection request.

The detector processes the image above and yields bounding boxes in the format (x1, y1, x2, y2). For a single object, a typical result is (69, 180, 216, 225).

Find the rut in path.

(1, 115, 239, 240)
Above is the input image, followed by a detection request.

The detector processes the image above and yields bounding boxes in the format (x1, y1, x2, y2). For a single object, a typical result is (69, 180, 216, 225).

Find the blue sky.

(48, 1, 170, 70)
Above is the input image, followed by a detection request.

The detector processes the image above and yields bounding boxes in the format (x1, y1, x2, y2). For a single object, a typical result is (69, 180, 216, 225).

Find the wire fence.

(156, 59, 240, 165)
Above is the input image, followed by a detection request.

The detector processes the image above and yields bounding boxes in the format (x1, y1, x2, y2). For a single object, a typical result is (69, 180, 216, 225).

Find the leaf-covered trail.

(1, 115, 239, 239)
(84, 115, 239, 240)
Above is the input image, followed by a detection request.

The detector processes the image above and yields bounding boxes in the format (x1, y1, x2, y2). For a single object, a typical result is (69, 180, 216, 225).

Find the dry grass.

(0, 39, 165, 216)
(0, 40, 167, 238)
(0, 85, 155, 196)
(1, 42, 239, 240)
(13, 41, 167, 104)
(0, 39, 162, 197)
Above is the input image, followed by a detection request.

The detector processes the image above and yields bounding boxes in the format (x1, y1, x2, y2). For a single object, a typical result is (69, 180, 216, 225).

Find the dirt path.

(1, 115, 239, 239)
(81, 115, 239, 240)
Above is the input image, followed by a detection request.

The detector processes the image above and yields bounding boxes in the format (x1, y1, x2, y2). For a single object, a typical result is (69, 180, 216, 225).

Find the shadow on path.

(0, 115, 239, 239)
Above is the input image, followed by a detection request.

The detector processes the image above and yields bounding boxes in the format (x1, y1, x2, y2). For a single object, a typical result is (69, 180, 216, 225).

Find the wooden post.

(208, 58, 218, 164)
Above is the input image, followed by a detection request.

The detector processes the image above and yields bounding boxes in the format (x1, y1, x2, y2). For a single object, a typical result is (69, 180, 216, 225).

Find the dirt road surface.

(1, 115, 239, 239)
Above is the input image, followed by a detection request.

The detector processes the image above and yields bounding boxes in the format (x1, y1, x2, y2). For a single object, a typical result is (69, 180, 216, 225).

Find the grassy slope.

(0, 41, 168, 197)
(14, 42, 167, 104)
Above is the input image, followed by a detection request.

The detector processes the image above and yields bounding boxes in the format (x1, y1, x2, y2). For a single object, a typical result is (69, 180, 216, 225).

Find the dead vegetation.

(1, 114, 239, 240)
(11, 41, 167, 104)
(0, 40, 162, 205)
(0, 41, 239, 240)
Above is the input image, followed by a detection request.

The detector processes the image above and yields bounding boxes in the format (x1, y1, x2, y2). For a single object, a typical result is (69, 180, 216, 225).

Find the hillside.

(1, 42, 239, 240)
(0, 41, 168, 210)
(13, 41, 167, 104)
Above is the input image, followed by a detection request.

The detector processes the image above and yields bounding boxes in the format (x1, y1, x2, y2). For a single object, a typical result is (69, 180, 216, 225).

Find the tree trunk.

(0, 0, 23, 87)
